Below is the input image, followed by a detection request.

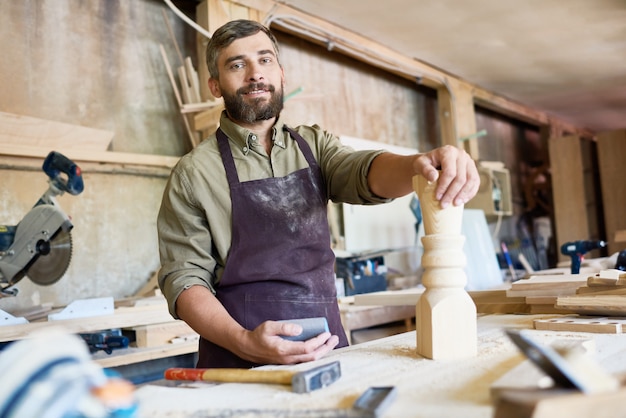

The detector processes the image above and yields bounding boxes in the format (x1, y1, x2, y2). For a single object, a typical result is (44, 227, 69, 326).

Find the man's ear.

(208, 78, 222, 98)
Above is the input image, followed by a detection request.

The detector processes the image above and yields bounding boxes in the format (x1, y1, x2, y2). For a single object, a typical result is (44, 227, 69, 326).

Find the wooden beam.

(0, 111, 113, 151)
(438, 79, 479, 157)
(0, 304, 176, 343)
(0, 145, 179, 169)
(549, 135, 591, 262)
(131, 321, 197, 348)
(597, 129, 626, 255)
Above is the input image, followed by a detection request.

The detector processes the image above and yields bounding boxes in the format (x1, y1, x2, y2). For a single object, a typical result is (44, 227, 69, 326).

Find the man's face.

(209, 32, 285, 124)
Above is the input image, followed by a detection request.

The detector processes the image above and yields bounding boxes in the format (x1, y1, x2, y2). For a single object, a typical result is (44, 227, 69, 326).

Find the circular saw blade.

(26, 228, 72, 286)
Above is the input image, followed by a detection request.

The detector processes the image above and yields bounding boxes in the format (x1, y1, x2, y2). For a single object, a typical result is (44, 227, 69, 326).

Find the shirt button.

(242, 146, 249, 153)
(250, 135, 257, 142)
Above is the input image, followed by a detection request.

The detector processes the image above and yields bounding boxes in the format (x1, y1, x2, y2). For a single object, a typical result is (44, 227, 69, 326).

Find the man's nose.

(247, 63, 264, 82)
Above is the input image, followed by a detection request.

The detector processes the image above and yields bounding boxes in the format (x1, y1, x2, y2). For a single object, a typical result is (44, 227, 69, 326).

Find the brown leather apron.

(196, 126, 348, 368)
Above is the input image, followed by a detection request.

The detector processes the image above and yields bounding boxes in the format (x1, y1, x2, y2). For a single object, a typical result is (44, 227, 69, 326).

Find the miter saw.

(0, 151, 83, 297)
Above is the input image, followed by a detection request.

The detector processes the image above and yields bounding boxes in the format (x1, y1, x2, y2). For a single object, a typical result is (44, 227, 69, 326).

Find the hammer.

(164, 360, 341, 393)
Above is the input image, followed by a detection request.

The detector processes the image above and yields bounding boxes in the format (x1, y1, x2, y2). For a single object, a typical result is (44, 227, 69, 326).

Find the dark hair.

(205, 19, 280, 79)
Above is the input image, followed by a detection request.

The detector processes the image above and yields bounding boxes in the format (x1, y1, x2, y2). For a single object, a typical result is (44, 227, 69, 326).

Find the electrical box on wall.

(465, 161, 512, 221)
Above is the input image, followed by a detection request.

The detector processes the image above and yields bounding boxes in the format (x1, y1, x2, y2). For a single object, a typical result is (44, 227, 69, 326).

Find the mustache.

(237, 83, 276, 95)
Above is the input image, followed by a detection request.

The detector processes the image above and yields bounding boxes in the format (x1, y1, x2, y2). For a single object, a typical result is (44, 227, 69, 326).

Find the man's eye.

(230, 63, 244, 70)
(261, 57, 272, 64)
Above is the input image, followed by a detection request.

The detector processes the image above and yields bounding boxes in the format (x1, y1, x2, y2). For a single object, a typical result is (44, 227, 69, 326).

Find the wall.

(0, 0, 197, 311)
(276, 31, 439, 151)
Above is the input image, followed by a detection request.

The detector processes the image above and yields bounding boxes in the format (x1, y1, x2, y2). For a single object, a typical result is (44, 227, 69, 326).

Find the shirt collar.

(218, 111, 287, 155)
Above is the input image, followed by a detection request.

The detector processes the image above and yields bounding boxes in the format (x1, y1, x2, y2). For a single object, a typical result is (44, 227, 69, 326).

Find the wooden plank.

(353, 288, 530, 314)
(548, 136, 589, 264)
(93, 341, 197, 368)
(576, 286, 626, 296)
(195, 0, 212, 102)
(506, 274, 587, 298)
(159, 43, 199, 149)
(0, 144, 179, 169)
(352, 288, 422, 306)
(131, 321, 197, 347)
(534, 316, 626, 334)
(597, 129, 626, 255)
(450, 80, 479, 159)
(555, 295, 626, 316)
(0, 111, 113, 152)
(0, 304, 175, 343)
(587, 269, 626, 287)
(184, 57, 202, 103)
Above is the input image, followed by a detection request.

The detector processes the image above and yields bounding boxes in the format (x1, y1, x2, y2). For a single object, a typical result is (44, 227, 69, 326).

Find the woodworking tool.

(0, 151, 83, 297)
(165, 360, 341, 393)
(560, 240, 607, 274)
(80, 329, 130, 354)
(506, 329, 619, 394)
(188, 386, 397, 418)
(278, 317, 329, 341)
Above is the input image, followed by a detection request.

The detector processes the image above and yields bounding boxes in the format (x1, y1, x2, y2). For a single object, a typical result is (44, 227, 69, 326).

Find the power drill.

(560, 240, 607, 274)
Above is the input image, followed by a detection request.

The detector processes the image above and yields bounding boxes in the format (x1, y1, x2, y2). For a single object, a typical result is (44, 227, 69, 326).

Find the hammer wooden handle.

(165, 368, 294, 385)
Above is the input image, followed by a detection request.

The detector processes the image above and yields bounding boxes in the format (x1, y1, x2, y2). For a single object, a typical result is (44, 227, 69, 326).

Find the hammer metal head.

(291, 361, 341, 393)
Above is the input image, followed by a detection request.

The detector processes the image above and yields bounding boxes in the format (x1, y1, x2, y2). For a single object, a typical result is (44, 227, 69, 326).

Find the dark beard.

(222, 83, 284, 124)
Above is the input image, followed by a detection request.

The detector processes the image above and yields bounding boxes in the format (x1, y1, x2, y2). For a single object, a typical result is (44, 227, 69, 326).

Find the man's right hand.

(233, 320, 339, 365)
(176, 285, 339, 366)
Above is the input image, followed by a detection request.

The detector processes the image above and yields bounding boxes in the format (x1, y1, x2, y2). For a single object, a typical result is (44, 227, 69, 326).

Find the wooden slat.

(0, 111, 113, 152)
(0, 304, 175, 343)
(555, 295, 626, 316)
(534, 316, 626, 334)
(93, 341, 197, 368)
(0, 144, 180, 169)
(506, 274, 587, 298)
(131, 321, 197, 348)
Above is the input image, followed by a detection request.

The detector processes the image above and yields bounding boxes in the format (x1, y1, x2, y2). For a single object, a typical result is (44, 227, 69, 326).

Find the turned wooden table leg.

(413, 175, 477, 360)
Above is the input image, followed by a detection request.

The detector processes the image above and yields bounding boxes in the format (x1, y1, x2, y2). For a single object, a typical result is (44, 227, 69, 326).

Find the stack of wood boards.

(531, 269, 626, 333)
(554, 269, 626, 316)
(506, 273, 588, 314)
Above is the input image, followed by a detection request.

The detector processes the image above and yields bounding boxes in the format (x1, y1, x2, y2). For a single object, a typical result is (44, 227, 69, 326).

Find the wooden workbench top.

(134, 314, 626, 417)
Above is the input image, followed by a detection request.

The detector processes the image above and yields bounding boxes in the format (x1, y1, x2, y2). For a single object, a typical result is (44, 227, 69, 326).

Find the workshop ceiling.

(281, 0, 626, 133)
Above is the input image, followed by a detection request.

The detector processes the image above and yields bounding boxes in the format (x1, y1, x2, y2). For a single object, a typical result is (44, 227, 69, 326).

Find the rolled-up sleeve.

(157, 166, 217, 319)
(303, 126, 392, 205)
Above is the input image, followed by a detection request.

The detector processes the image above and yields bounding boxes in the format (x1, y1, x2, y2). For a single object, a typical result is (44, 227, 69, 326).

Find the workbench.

(133, 314, 626, 417)
(339, 302, 415, 344)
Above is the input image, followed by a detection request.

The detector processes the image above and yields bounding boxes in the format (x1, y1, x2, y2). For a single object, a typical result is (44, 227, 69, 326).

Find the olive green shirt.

(157, 112, 389, 318)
